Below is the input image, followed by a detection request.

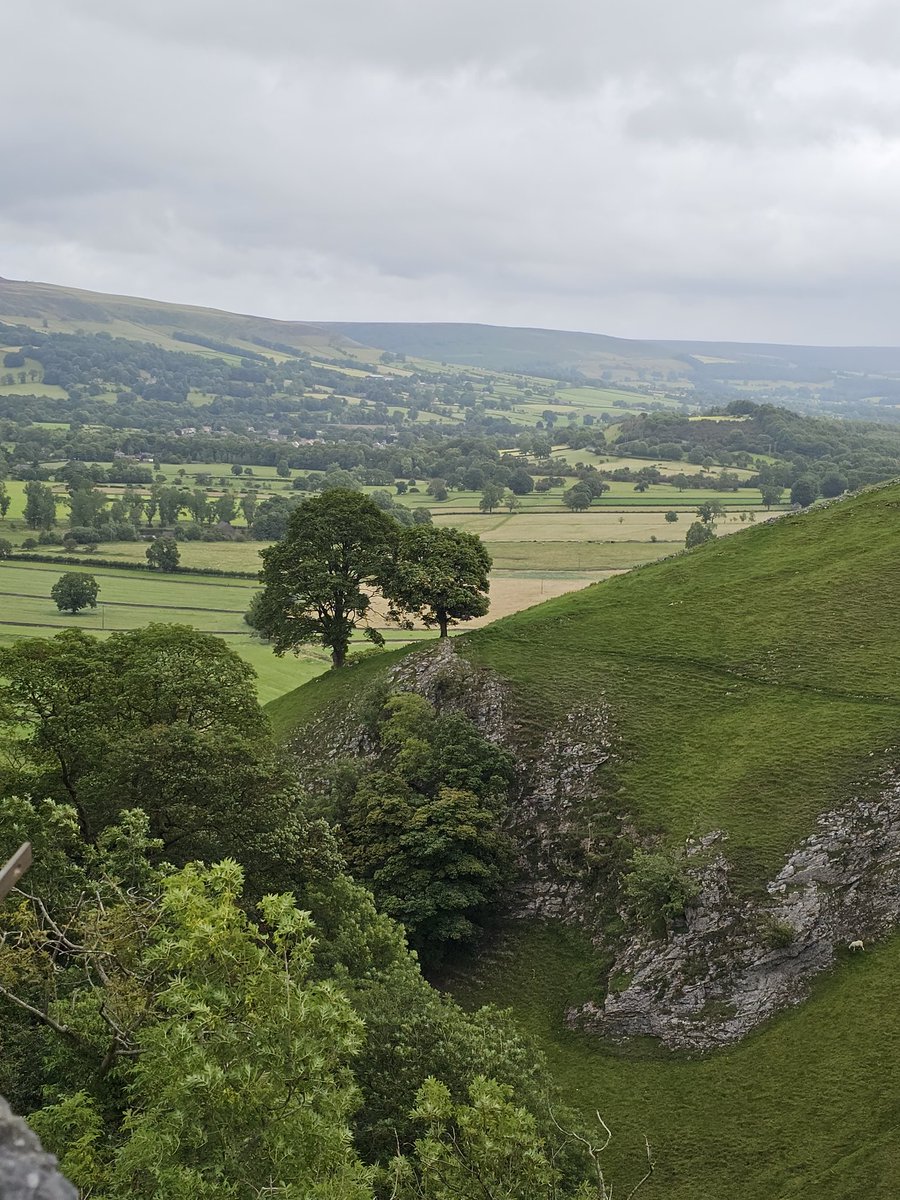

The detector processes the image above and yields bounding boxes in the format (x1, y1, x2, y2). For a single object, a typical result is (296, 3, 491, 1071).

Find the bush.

(760, 915, 796, 949)
(38, 531, 64, 545)
(97, 522, 138, 541)
(685, 520, 715, 549)
(623, 847, 698, 934)
(21, 537, 38, 550)
(174, 522, 204, 541)
(65, 527, 102, 546)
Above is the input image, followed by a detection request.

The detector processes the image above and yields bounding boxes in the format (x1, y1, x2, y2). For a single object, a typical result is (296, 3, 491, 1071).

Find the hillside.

(7, 276, 900, 421)
(0, 276, 365, 361)
(327, 321, 900, 420)
(324, 320, 688, 378)
(269, 482, 900, 1198)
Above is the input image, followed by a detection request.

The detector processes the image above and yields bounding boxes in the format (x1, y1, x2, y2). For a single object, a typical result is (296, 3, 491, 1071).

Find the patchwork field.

(0, 557, 605, 702)
(0, 561, 322, 704)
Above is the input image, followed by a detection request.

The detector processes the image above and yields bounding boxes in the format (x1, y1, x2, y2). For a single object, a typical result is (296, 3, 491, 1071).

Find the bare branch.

(0, 981, 80, 1044)
(623, 1136, 655, 1200)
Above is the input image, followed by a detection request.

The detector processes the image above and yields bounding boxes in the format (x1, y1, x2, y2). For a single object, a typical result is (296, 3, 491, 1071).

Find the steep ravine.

(287, 639, 900, 1051)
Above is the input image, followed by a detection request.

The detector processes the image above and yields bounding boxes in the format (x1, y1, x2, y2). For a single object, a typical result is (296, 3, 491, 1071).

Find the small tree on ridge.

(387, 525, 491, 638)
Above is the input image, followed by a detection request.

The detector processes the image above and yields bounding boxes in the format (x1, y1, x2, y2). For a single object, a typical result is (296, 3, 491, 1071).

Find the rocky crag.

(290, 640, 900, 1051)
(0, 1097, 76, 1200)
(580, 768, 900, 1049)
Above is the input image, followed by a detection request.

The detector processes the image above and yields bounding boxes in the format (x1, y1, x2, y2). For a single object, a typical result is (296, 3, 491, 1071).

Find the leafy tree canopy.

(50, 572, 99, 614)
(387, 526, 491, 638)
(0, 625, 284, 863)
(335, 694, 515, 961)
(684, 520, 715, 549)
(145, 537, 180, 571)
(253, 489, 400, 667)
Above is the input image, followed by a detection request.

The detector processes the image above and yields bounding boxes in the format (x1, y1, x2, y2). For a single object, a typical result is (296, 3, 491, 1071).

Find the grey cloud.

(4, 0, 900, 342)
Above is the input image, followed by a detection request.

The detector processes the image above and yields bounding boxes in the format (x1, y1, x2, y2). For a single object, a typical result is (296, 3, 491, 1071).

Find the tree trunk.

(331, 643, 346, 668)
(437, 611, 449, 639)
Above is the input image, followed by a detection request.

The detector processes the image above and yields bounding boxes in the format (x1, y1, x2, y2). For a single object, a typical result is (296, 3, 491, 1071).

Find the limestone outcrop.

(574, 770, 900, 1049)
(0, 1098, 76, 1200)
(289, 639, 900, 1051)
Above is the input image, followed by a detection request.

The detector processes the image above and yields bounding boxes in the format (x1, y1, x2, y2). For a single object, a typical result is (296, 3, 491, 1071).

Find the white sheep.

(848, 939, 865, 953)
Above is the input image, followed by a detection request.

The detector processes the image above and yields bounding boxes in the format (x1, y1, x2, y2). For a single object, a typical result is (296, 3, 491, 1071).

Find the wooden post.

(0, 843, 32, 903)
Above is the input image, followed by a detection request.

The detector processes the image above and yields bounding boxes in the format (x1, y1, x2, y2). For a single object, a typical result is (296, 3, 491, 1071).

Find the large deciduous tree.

(145, 536, 180, 571)
(253, 489, 399, 668)
(0, 625, 284, 862)
(563, 483, 593, 512)
(387, 526, 491, 638)
(50, 572, 99, 614)
(23, 480, 56, 530)
(67, 487, 106, 528)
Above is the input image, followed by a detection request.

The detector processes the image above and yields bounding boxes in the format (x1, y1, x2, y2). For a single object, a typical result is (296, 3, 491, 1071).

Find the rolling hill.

(269, 481, 900, 1198)
(327, 321, 900, 418)
(326, 318, 900, 380)
(0, 276, 363, 361)
(6, 275, 900, 420)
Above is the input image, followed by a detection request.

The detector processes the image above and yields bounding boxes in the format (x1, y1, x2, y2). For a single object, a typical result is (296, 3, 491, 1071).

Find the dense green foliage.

(386, 526, 491, 637)
(254, 491, 490, 665)
(145, 536, 180, 571)
(334, 694, 515, 960)
(0, 625, 285, 865)
(0, 626, 604, 1197)
(254, 490, 402, 667)
(50, 571, 99, 613)
(614, 402, 900, 493)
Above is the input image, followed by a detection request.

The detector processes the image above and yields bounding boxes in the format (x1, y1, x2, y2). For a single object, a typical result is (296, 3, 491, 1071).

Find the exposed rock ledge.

(291, 640, 900, 1051)
(0, 1097, 76, 1200)
(572, 770, 900, 1050)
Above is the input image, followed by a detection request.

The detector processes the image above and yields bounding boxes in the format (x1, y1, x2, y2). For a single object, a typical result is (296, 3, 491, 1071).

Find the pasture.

(0, 442, 780, 698)
(0, 560, 323, 704)
(0, 555, 614, 702)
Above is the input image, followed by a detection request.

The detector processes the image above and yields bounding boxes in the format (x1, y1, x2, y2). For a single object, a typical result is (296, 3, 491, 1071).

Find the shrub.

(760, 915, 796, 949)
(623, 846, 698, 934)
(685, 520, 715, 549)
(175, 522, 204, 541)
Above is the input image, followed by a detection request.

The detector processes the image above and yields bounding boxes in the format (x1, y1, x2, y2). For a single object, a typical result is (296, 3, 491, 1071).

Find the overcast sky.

(4, 0, 900, 343)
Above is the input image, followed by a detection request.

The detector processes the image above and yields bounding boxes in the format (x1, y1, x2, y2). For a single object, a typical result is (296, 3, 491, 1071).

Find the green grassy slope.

(324, 320, 687, 376)
(269, 482, 900, 1198)
(446, 920, 900, 1200)
(0, 276, 362, 359)
(272, 483, 900, 884)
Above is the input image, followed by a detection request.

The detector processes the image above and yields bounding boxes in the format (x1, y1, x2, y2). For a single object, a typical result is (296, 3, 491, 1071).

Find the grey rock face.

(572, 770, 900, 1049)
(0, 1097, 77, 1200)
(291, 639, 900, 1051)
